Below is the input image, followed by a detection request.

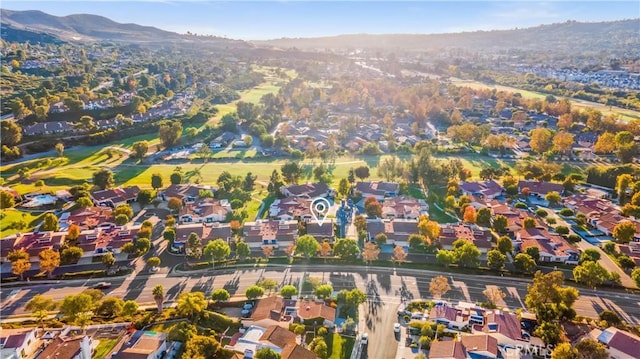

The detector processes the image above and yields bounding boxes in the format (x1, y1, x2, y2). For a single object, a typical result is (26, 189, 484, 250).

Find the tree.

(132, 141, 149, 160)
(362, 241, 380, 263)
(530, 128, 553, 153)
(497, 236, 513, 254)
(551, 343, 578, 359)
(61, 247, 83, 265)
(147, 256, 161, 268)
(122, 300, 139, 317)
(168, 197, 182, 212)
(319, 240, 332, 261)
(429, 275, 451, 299)
(476, 207, 492, 227)
(315, 284, 334, 299)
(348, 168, 356, 184)
(487, 249, 506, 271)
(243, 172, 257, 191)
(613, 221, 637, 244)
(158, 121, 182, 148)
(514, 253, 536, 274)
(1, 120, 22, 146)
(525, 271, 578, 322)
(525, 246, 540, 263)
(182, 335, 220, 359)
(204, 238, 231, 263)
(255, 348, 281, 359)
(211, 289, 230, 303)
(309, 337, 328, 359)
(483, 287, 506, 307)
(262, 246, 274, 259)
(136, 189, 154, 207)
(281, 161, 302, 184)
(60, 293, 94, 322)
(170, 172, 182, 185)
(186, 232, 202, 260)
(523, 217, 537, 229)
(436, 250, 456, 267)
(409, 234, 426, 249)
(575, 338, 609, 359)
(12, 259, 31, 281)
(267, 170, 284, 194)
(236, 241, 250, 259)
(97, 297, 124, 318)
(333, 238, 360, 260)
(151, 173, 163, 190)
(364, 197, 382, 218)
(152, 285, 165, 314)
(284, 242, 296, 259)
(418, 215, 441, 243)
(573, 261, 609, 288)
(534, 321, 563, 345)
(354, 166, 370, 181)
(7, 249, 29, 262)
(492, 215, 508, 233)
(114, 203, 133, 221)
(93, 169, 115, 190)
(378, 156, 404, 181)
(295, 235, 320, 258)
(545, 191, 562, 206)
(463, 206, 477, 223)
(632, 267, 640, 287)
(393, 245, 407, 264)
(453, 240, 481, 268)
(257, 278, 279, 292)
(552, 131, 575, 155)
(41, 212, 59, 231)
(0, 190, 15, 209)
(374, 233, 387, 248)
(54, 142, 65, 157)
(176, 292, 207, 321)
(26, 295, 56, 326)
(579, 249, 601, 264)
(101, 252, 115, 270)
(280, 285, 298, 299)
(338, 178, 349, 198)
(39, 248, 60, 278)
(593, 132, 616, 154)
(245, 285, 265, 299)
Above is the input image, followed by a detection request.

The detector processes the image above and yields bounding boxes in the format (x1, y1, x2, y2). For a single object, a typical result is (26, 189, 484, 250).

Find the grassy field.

(328, 333, 355, 359)
(0, 209, 45, 237)
(451, 79, 640, 122)
(93, 338, 120, 359)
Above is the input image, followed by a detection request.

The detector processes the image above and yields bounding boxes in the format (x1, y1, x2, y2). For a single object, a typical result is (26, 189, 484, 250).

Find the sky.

(2, 1, 639, 40)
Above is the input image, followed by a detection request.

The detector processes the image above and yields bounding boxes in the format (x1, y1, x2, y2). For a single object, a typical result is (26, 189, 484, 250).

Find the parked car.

(361, 333, 368, 345)
(394, 323, 401, 333)
(93, 282, 111, 289)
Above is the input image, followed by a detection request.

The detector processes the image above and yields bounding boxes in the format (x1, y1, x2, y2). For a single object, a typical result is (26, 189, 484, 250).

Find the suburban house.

(428, 340, 468, 359)
(1, 231, 66, 262)
(305, 219, 335, 242)
(90, 186, 140, 208)
(243, 296, 297, 329)
(472, 310, 530, 348)
(439, 224, 493, 254)
(280, 182, 333, 199)
(22, 121, 74, 136)
(209, 131, 237, 148)
(0, 328, 39, 359)
(225, 325, 316, 359)
(161, 184, 216, 204)
(517, 181, 564, 196)
(366, 219, 418, 248)
(243, 220, 298, 249)
(352, 181, 400, 201)
(59, 206, 114, 231)
(37, 335, 93, 359)
(589, 214, 640, 241)
(460, 180, 505, 200)
(381, 196, 429, 219)
(460, 334, 499, 359)
(596, 327, 640, 359)
(296, 299, 337, 327)
(515, 228, 579, 264)
(76, 226, 140, 256)
(114, 331, 167, 359)
(172, 223, 232, 252)
(429, 303, 469, 330)
(178, 198, 232, 224)
(269, 197, 313, 221)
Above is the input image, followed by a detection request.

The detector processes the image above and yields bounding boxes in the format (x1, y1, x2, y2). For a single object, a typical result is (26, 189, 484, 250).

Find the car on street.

(394, 323, 401, 333)
(93, 282, 111, 289)
(361, 333, 368, 345)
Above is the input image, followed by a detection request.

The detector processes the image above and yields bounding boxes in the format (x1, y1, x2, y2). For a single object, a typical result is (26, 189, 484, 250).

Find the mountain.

(254, 19, 640, 54)
(0, 9, 246, 47)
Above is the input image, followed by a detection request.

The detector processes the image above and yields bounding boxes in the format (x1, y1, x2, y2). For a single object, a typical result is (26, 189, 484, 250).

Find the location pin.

(310, 197, 331, 226)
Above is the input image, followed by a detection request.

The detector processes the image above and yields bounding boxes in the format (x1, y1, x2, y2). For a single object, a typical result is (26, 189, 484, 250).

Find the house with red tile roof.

(366, 218, 419, 248)
(243, 220, 298, 249)
(280, 182, 332, 199)
(37, 335, 94, 359)
(439, 224, 493, 253)
(269, 197, 313, 221)
(296, 299, 336, 327)
(516, 227, 579, 264)
(90, 186, 140, 208)
(429, 303, 469, 331)
(460, 180, 504, 200)
(597, 327, 640, 359)
(352, 181, 400, 200)
(242, 296, 297, 329)
(381, 196, 429, 220)
(1, 231, 65, 261)
(460, 334, 498, 359)
(161, 184, 215, 204)
(76, 226, 139, 256)
(59, 206, 114, 231)
(428, 340, 468, 359)
(472, 310, 530, 348)
(517, 180, 564, 196)
(172, 223, 232, 253)
(305, 219, 335, 242)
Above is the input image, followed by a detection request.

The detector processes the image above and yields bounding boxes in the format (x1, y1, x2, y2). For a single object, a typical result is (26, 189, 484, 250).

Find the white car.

(394, 323, 401, 333)
(361, 333, 368, 344)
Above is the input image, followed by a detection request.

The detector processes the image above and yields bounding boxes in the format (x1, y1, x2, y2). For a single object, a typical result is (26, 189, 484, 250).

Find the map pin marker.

(310, 197, 331, 226)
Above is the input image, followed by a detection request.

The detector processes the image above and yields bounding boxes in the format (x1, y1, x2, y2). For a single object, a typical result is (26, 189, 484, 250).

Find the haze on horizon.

(2, 1, 639, 40)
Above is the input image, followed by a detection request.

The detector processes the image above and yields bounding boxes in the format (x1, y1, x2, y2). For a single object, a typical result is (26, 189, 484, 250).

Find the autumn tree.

(319, 240, 332, 262)
(55, 143, 64, 157)
(593, 132, 616, 153)
(393, 245, 407, 265)
(39, 248, 60, 278)
(525, 271, 578, 322)
(529, 128, 552, 154)
(613, 221, 637, 244)
(132, 141, 149, 160)
(463, 206, 477, 223)
(362, 241, 380, 264)
(483, 287, 506, 307)
(93, 168, 115, 190)
(552, 131, 574, 155)
(364, 197, 382, 218)
(429, 275, 451, 299)
(418, 215, 440, 244)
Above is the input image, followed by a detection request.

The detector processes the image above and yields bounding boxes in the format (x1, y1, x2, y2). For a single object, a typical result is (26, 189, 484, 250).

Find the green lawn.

(93, 338, 120, 359)
(0, 209, 45, 237)
(328, 333, 355, 359)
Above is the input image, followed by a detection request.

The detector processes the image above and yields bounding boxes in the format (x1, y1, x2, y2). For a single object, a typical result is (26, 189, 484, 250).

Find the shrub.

(558, 208, 574, 216)
(555, 226, 570, 235)
(515, 202, 528, 209)
(535, 209, 548, 218)
(546, 217, 557, 225)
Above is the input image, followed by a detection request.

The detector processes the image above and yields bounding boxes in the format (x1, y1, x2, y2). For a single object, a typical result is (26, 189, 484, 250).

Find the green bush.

(535, 209, 548, 218)
(558, 208, 574, 216)
(515, 202, 528, 209)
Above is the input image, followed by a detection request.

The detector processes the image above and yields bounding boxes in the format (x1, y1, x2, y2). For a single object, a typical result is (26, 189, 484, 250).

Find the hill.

(254, 19, 640, 54)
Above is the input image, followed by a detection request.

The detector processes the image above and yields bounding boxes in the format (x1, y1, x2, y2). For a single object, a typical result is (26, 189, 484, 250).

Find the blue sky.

(3, 1, 639, 40)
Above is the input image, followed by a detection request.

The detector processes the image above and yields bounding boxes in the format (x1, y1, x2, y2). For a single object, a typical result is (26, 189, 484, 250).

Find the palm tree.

(152, 285, 164, 314)
(176, 292, 207, 322)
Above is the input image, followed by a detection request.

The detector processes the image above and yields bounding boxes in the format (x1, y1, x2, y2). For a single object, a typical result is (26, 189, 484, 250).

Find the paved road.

(2, 265, 639, 326)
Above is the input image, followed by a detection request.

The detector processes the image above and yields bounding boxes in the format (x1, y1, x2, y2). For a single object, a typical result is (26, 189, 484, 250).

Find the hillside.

(254, 19, 640, 54)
